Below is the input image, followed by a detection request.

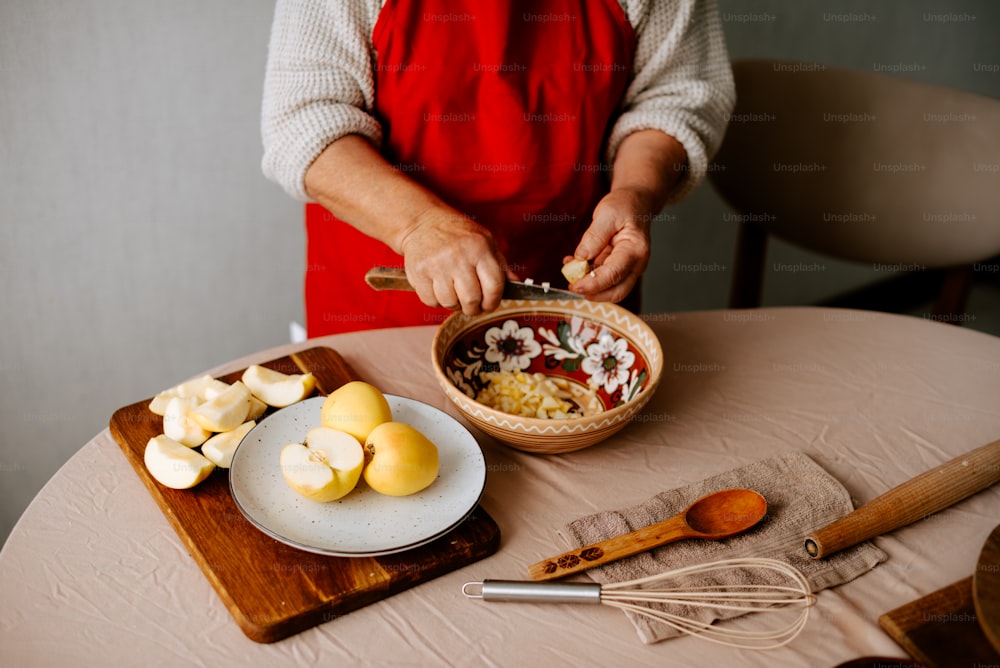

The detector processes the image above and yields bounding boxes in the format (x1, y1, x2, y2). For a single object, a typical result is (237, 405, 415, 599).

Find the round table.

(2, 308, 999, 666)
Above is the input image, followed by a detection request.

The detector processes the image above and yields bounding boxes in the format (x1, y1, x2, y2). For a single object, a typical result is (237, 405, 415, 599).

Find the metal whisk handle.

(463, 580, 602, 604)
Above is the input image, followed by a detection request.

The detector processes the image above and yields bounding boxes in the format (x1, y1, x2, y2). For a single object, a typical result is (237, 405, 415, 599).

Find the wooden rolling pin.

(805, 438, 1000, 559)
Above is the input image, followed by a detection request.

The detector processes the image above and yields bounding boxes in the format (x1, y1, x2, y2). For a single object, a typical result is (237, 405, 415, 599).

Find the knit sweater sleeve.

(611, 0, 736, 202)
(261, 0, 383, 202)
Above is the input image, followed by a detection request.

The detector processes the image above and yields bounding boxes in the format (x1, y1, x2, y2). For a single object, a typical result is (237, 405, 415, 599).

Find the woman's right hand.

(398, 207, 509, 316)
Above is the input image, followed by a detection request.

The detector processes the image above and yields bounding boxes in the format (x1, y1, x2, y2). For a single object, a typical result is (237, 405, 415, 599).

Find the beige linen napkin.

(561, 451, 887, 644)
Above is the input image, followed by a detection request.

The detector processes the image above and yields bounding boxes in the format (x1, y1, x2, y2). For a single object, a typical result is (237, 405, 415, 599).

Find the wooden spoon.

(528, 488, 767, 581)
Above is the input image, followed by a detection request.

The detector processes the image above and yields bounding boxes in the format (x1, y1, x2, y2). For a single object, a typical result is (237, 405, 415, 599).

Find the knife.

(364, 266, 583, 301)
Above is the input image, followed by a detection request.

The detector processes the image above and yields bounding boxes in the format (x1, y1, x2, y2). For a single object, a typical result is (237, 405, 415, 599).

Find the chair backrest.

(710, 59, 1000, 268)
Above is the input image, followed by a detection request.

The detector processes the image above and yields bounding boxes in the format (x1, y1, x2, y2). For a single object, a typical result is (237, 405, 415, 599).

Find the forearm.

(609, 129, 689, 216)
(303, 135, 449, 255)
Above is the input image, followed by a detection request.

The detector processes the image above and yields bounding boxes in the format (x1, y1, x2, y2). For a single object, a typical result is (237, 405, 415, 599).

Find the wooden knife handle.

(528, 517, 689, 581)
(805, 438, 1000, 559)
(364, 267, 413, 291)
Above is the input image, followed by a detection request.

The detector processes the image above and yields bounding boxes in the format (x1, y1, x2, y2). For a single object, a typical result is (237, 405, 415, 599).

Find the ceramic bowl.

(431, 300, 663, 454)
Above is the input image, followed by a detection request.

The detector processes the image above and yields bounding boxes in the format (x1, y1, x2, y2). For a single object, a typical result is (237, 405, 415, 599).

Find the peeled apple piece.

(561, 258, 590, 284)
(201, 420, 256, 468)
(191, 381, 252, 432)
(279, 427, 365, 502)
(144, 435, 216, 489)
(242, 365, 316, 408)
(163, 396, 211, 447)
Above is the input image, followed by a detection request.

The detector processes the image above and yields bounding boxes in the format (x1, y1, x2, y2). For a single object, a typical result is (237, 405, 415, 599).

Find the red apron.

(305, 0, 635, 336)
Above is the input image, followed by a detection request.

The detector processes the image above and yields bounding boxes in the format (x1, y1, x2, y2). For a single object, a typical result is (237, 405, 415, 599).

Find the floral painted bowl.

(431, 300, 663, 454)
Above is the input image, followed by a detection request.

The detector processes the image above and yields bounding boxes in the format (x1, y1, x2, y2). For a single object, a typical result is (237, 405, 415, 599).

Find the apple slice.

(148, 388, 178, 416)
(201, 420, 256, 468)
(201, 378, 237, 401)
(279, 427, 365, 502)
(175, 374, 218, 399)
(149, 374, 227, 415)
(198, 377, 266, 420)
(242, 365, 317, 408)
(144, 435, 216, 489)
(246, 395, 268, 421)
(162, 396, 212, 447)
(191, 380, 251, 432)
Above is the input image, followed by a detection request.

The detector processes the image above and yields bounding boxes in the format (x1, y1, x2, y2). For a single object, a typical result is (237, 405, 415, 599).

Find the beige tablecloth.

(2, 308, 999, 667)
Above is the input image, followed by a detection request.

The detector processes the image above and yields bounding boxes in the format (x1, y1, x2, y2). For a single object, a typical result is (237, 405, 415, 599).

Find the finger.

(431, 276, 461, 311)
(453, 272, 485, 316)
(567, 248, 611, 293)
(477, 263, 506, 312)
(583, 264, 640, 304)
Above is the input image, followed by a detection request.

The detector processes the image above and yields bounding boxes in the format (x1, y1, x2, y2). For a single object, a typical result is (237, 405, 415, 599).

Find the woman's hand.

(564, 188, 654, 302)
(566, 129, 688, 303)
(398, 207, 508, 315)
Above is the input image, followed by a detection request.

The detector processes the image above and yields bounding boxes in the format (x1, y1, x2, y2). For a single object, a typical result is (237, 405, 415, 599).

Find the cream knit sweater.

(261, 0, 735, 203)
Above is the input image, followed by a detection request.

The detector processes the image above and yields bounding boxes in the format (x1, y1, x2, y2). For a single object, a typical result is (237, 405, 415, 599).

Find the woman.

(262, 0, 735, 336)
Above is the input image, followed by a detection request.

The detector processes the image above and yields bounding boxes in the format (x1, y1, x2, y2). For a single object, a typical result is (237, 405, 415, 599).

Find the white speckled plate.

(229, 395, 486, 557)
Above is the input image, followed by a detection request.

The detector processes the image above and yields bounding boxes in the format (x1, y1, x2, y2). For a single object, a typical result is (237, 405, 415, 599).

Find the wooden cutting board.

(108, 346, 501, 643)
(974, 523, 1000, 653)
(879, 576, 1000, 666)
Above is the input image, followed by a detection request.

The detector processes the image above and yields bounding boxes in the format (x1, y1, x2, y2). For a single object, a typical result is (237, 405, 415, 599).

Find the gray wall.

(2, 0, 998, 547)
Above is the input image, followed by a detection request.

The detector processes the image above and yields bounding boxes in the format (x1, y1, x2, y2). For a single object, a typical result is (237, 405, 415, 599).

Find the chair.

(709, 59, 1000, 321)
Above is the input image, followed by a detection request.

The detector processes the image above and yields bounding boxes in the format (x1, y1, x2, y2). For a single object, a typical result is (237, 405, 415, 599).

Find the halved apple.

(191, 380, 252, 432)
(201, 420, 256, 468)
(279, 427, 365, 502)
(242, 365, 316, 408)
(162, 396, 211, 447)
(144, 435, 216, 489)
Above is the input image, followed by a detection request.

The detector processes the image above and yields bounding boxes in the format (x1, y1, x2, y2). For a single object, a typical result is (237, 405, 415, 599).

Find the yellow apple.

(280, 427, 365, 502)
(191, 380, 251, 432)
(201, 420, 256, 468)
(241, 364, 316, 408)
(144, 435, 216, 489)
(162, 396, 211, 447)
(363, 422, 440, 496)
(320, 381, 393, 442)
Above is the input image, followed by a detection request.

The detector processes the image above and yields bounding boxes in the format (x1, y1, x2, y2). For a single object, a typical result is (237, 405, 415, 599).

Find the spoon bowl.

(528, 488, 768, 581)
(683, 488, 768, 537)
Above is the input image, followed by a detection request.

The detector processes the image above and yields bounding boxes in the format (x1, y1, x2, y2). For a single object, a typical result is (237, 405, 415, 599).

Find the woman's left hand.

(565, 187, 655, 303)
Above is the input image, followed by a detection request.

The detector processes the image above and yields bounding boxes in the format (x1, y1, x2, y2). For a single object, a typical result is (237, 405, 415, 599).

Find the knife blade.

(364, 266, 582, 301)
